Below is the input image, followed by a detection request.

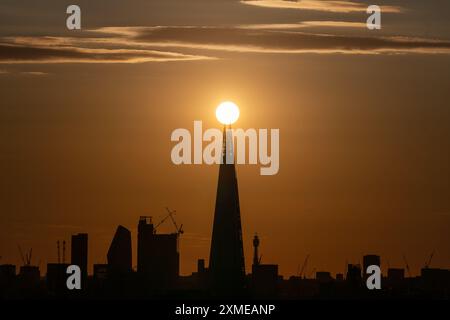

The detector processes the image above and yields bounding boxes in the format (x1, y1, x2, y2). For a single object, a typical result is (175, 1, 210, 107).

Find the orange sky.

(1, 0, 450, 277)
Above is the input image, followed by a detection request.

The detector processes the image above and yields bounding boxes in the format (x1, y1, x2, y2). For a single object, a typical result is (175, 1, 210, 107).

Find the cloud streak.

(241, 0, 402, 13)
(95, 26, 450, 55)
(20, 71, 49, 76)
(239, 21, 367, 30)
(0, 39, 215, 64)
(1, 23, 449, 66)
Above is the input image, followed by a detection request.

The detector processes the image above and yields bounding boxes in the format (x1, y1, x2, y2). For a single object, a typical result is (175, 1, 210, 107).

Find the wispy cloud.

(241, 0, 402, 13)
(94, 26, 450, 55)
(239, 21, 367, 30)
(0, 69, 49, 76)
(20, 71, 49, 76)
(301, 20, 368, 28)
(1, 23, 449, 66)
(0, 39, 215, 64)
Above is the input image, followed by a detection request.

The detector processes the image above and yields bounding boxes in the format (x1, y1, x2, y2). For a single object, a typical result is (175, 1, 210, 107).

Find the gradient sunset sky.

(1, 0, 450, 277)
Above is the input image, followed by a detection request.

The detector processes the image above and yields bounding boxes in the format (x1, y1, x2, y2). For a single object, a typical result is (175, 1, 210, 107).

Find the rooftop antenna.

(253, 233, 261, 267)
(57, 241, 61, 264)
(63, 240, 66, 264)
(402, 254, 411, 277)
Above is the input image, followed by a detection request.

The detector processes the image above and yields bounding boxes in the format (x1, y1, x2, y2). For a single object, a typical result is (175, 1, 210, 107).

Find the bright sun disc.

(216, 101, 240, 125)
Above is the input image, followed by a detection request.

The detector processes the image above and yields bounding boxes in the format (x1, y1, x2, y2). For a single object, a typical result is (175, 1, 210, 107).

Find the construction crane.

(424, 250, 435, 269)
(166, 207, 184, 235)
(18, 245, 26, 266)
(18, 246, 33, 266)
(27, 248, 32, 266)
(297, 254, 310, 279)
(402, 254, 411, 277)
(154, 207, 184, 235)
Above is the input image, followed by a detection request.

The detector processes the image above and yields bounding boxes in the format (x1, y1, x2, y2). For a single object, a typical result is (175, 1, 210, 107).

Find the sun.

(216, 101, 240, 125)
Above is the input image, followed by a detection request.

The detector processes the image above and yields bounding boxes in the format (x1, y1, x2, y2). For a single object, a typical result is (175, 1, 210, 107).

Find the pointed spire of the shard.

(209, 125, 246, 296)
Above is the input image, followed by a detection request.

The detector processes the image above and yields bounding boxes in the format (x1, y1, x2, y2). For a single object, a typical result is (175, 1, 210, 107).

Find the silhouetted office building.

(46, 263, 69, 295)
(138, 216, 153, 273)
(315, 271, 334, 297)
(363, 254, 381, 281)
(18, 265, 40, 289)
(316, 271, 333, 283)
(0, 264, 16, 293)
(0, 264, 16, 279)
(107, 225, 132, 274)
(198, 259, 206, 273)
(93, 264, 109, 281)
(209, 127, 246, 295)
(71, 233, 88, 285)
(251, 264, 279, 298)
(137, 216, 179, 288)
(279, 276, 317, 299)
(346, 264, 362, 287)
(194, 259, 208, 290)
(387, 268, 405, 288)
(420, 268, 450, 294)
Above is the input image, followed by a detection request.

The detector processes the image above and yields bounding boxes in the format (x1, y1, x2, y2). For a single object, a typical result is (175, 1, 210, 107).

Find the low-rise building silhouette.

(46, 263, 70, 295)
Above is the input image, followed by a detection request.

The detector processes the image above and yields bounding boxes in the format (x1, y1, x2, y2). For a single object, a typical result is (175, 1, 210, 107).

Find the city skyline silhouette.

(1, 0, 450, 300)
(2, 122, 450, 299)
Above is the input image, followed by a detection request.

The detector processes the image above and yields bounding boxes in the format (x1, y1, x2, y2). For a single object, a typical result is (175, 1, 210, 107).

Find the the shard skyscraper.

(208, 126, 246, 295)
